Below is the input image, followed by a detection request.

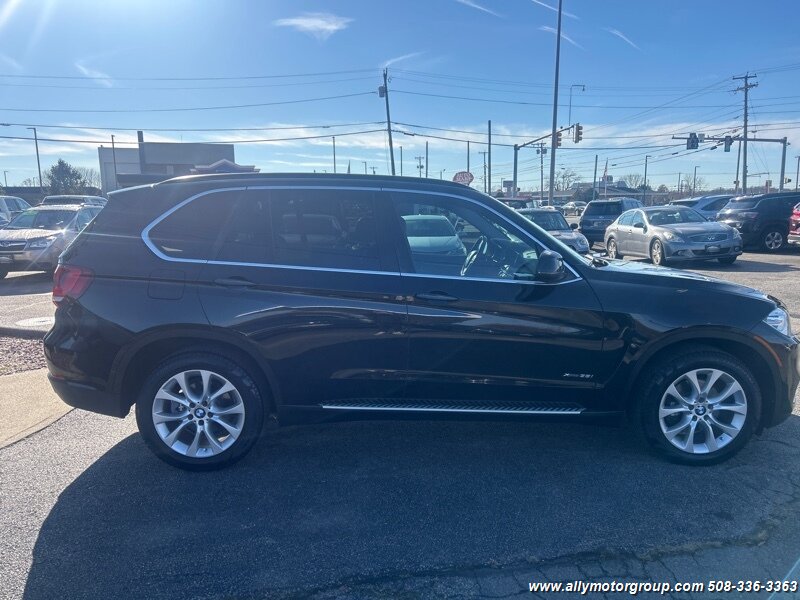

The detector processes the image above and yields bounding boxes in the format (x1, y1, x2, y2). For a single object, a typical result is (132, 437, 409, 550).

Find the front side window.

(149, 191, 237, 260)
(393, 193, 541, 281)
(270, 189, 381, 270)
(618, 211, 635, 226)
(631, 211, 646, 227)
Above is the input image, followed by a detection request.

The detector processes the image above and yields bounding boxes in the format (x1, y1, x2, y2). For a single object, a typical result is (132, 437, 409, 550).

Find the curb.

(0, 407, 73, 450)
(0, 326, 46, 340)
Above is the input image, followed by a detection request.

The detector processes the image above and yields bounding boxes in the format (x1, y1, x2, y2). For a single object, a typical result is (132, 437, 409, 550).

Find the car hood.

(658, 222, 731, 235)
(596, 259, 771, 302)
(0, 228, 64, 242)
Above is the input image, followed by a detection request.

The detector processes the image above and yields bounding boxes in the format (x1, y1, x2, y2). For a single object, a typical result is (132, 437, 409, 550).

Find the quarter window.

(149, 191, 236, 260)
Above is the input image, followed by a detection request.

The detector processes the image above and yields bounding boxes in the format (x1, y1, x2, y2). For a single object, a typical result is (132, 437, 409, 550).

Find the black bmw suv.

(44, 174, 798, 470)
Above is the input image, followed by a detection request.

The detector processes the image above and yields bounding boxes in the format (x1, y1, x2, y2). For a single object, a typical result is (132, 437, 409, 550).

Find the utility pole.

(381, 69, 396, 175)
(488, 120, 492, 195)
(332, 136, 336, 173)
(27, 127, 42, 190)
(692, 165, 699, 196)
(362, 161, 368, 175)
(2, 170, 7, 187)
(111, 135, 119, 191)
(592, 154, 598, 201)
(439, 169, 446, 180)
(734, 140, 741, 192)
(466, 140, 470, 173)
(399, 146, 403, 176)
(547, 0, 564, 205)
(795, 155, 799, 191)
(677, 172, 682, 195)
(779, 137, 788, 191)
(512, 144, 519, 198)
(479, 150, 488, 193)
(539, 144, 546, 203)
(733, 73, 757, 194)
(642, 155, 651, 205)
(425, 141, 429, 177)
(415, 156, 424, 177)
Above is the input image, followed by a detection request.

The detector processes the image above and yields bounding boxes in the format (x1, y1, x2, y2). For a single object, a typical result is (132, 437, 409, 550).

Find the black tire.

(135, 352, 265, 471)
(633, 348, 761, 465)
(650, 239, 665, 266)
(606, 238, 622, 259)
(760, 227, 786, 252)
(718, 256, 737, 265)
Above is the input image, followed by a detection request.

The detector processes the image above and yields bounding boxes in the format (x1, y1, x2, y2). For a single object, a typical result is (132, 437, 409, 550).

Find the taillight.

(52, 265, 94, 305)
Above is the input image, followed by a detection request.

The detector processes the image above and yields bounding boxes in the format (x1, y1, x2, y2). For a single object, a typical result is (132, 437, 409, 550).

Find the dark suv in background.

(579, 197, 643, 247)
(43, 174, 798, 470)
(716, 192, 800, 251)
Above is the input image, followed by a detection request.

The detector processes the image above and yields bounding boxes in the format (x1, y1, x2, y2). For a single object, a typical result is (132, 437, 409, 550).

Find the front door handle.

(214, 277, 256, 288)
(415, 291, 458, 302)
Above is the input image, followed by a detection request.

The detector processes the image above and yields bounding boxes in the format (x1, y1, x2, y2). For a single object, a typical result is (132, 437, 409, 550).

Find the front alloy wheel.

(658, 369, 747, 455)
(762, 229, 785, 252)
(650, 239, 664, 265)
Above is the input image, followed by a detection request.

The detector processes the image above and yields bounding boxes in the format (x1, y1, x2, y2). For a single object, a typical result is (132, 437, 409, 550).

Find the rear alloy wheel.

(607, 238, 621, 259)
(637, 349, 760, 465)
(136, 353, 265, 470)
(761, 228, 786, 252)
(650, 239, 665, 266)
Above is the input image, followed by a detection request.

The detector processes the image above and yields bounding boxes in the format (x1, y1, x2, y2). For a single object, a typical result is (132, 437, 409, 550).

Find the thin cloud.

(605, 28, 640, 50)
(530, 0, 578, 19)
(381, 52, 424, 68)
(0, 53, 22, 71)
(454, 0, 503, 18)
(273, 12, 353, 41)
(75, 61, 113, 87)
(539, 26, 582, 49)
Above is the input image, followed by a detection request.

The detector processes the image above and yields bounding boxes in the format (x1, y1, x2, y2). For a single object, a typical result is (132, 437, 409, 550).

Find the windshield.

(583, 202, 622, 216)
(523, 211, 570, 230)
(647, 208, 706, 225)
(403, 216, 456, 237)
(6, 209, 74, 230)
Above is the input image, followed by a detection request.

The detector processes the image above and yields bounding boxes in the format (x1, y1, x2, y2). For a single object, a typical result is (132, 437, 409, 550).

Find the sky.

(1, 0, 800, 193)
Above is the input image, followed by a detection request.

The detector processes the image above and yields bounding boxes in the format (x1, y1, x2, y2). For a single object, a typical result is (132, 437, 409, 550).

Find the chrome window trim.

(140, 184, 581, 286)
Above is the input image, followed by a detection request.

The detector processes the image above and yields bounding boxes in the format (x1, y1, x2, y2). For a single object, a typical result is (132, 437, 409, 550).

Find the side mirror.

(536, 250, 565, 282)
(633, 222, 645, 229)
(570, 222, 579, 230)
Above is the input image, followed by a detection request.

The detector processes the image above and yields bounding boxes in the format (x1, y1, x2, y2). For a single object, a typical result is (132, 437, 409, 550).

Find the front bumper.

(0, 245, 61, 271)
(761, 331, 800, 428)
(662, 238, 742, 261)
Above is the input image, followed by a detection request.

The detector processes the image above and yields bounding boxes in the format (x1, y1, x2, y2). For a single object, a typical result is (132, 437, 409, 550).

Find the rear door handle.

(214, 277, 256, 288)
(415, 291, 458, 302)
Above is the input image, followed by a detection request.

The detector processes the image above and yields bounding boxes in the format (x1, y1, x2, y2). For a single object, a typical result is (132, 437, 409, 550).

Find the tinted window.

(215, 192, 272, 264)
(706, 197, 730, 211)
(584, 202, 622, 216)
(403, 216, 457, 237)
(149, 192, 236, 260)
(647, 208, 705, 225)
(271, 189, 380, 270)
(618, 211, 634, 226)
(523, 211, 570, 230)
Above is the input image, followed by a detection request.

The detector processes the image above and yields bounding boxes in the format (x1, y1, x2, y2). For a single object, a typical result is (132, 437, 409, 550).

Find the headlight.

(576, 235, 589, 248)
(662, 231, 682, 241)
(27, 236, 57, 249)
(763, 307, 791, 336)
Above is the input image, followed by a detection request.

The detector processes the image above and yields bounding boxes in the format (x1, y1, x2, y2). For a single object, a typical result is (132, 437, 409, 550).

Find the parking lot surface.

(1, 250, 799, 599)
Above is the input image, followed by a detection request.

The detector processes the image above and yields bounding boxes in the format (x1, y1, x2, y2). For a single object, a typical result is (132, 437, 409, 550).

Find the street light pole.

(692, 165, 699, 196)
(642, 155, 651, 205)
(795, 155, 799, 191)
(568, 84, 585, 126)
(27, 127, 42, 190)
(2, 171, 7, 187)
(547, 0, 564, 205)
(439, 169, 446, 180)
(399, 146, 403, 176)
(362, 161, 368, 175)
(111, 135, 119, 191)
(332, 136, 336, 174)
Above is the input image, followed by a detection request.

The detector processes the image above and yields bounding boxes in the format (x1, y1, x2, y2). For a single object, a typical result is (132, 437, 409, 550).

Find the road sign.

(452, 171, 474, 185)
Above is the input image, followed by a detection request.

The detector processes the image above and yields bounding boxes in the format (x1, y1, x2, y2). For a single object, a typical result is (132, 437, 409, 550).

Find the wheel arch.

(623, 331, 779, 431)
(110, 326, 282, 416)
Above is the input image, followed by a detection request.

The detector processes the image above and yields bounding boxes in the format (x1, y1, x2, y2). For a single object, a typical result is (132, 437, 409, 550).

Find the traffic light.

(686, 133, 699, 150)
(573, 123, 583, 144)
(724, 135, 733, 152)
(556, 131, 562, 147)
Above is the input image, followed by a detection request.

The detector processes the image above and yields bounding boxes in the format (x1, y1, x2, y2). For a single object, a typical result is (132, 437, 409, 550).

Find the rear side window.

(706, 197, 730, 211)
(584, 202, 621, 216)
(148, 191, 236, 260)
(216, 192, 272, 264)
(270, 189, 381, 270)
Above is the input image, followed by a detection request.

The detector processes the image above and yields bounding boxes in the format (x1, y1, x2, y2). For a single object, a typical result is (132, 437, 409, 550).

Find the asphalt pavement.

(0, 272, 54, 335)
(2, 252, 800, 599)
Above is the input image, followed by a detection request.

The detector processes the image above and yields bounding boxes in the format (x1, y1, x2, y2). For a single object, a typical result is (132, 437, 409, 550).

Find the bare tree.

(682, 174, 707, 195)
(19, 177, 40, 187)
(555, 168, 580, 191)
(76, 167, 101, 189)
(622, 173, 644, 189)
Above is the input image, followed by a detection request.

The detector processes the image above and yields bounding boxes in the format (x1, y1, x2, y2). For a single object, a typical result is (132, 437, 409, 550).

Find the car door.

(614, 211, 634, 253)
(387, 189, 610, 410)
(192, 186, 409, 408)
(629, 210, 648, 256)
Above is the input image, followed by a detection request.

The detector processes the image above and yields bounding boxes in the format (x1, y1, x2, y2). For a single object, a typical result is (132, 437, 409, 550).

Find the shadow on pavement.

(0, 272, 52, 296)
(23, 416, 800, 599)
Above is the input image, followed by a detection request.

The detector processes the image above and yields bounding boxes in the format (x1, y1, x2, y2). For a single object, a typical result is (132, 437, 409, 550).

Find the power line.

(0, 68, 379, 82)
(0, 120, 385, 133)
(0, 76, 378, 91)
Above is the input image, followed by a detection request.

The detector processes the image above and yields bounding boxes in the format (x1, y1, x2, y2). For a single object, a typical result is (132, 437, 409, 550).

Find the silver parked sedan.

(604, 206, 742, 266)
